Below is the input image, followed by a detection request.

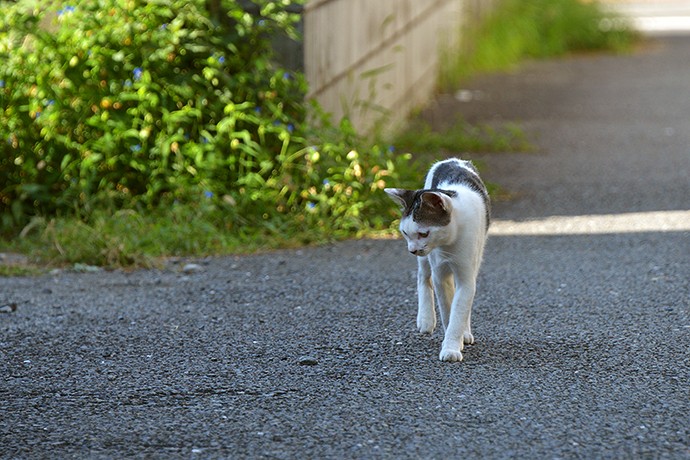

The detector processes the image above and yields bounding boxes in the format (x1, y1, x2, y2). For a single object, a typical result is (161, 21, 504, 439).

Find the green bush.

(0, 0, 407, 239)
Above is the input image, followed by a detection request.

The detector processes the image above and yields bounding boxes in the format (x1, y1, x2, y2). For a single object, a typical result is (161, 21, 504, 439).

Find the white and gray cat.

(385, 158, 490, 362)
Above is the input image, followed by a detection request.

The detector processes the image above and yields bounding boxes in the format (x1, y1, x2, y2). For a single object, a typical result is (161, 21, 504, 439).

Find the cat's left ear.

(420, 191, 450, 212)
(385, 188, 415, 210)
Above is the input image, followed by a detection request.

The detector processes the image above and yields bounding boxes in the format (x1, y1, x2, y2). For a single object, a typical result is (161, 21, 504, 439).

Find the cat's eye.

(418, 231, 429, 238)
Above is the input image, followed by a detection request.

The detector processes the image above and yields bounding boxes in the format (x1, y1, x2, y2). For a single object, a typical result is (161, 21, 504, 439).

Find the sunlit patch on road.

(491, 210, 690, 235)
(604, 1, 690, 35)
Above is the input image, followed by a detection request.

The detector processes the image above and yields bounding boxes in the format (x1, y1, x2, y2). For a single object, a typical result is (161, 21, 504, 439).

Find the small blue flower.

(388, 145, 395, 153)
(160, 23, 168, 30)
(124, 79, 133, 88)
(307, 202, 316, 209)
(204, 190, 214, 199)
(130, 144, 142, 152)
(283, 72, 291, 80)
(218, 56, 225, 64)
(254, 106, 262, 114)
(57, 5, 75, 16)
(133, 67, 143, 81)
(287, 123, 294, 133)
(322, 179, 330, 186)
(44, 99, 55, 107)
(0, 80, 5, 89)
(34, 111, 42, 119)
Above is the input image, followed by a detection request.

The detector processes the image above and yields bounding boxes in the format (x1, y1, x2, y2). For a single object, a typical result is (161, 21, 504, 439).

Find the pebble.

(183, 263, 204, 274)
(73, 263, 101, 273)
(298, 356, 318, 366)
(0, 303, 18, 313)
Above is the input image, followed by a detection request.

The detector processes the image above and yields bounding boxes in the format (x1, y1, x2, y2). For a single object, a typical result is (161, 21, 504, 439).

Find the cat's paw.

(439, 348, 463, 362)
(463, 331, 475, 345)
(417, 315, 436, 334)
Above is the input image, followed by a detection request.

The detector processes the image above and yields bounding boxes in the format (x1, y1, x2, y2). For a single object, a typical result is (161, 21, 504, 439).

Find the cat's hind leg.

(463, 309, 474, 345)
(416, 256, 436, 334)
(431, 265, 454, 332)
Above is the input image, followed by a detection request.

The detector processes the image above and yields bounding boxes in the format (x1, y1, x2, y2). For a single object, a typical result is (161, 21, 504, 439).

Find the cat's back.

(424, 158, 487, 198)
(425, 158, 490, 228)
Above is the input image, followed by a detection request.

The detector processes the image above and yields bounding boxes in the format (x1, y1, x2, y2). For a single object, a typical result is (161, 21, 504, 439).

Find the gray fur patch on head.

(405, 190, 455, 227)
(386, 187, 455, 227)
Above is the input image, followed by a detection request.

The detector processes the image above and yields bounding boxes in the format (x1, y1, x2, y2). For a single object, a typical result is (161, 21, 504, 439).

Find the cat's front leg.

(416, 256, 436, 334)
(439, 347, 463, 362)
(439, 280, 476, 362)
(439, 331, 465, 362)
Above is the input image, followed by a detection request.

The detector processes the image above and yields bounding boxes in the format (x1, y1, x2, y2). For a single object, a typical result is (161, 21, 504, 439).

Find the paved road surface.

(2, 38, 689, 460)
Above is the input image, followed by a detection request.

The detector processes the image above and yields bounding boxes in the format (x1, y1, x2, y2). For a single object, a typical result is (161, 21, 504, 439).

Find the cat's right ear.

(384, 188, 415, 211)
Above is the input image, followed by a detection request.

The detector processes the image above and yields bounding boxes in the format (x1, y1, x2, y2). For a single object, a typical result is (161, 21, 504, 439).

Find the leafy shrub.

(0, 0, 408, 239)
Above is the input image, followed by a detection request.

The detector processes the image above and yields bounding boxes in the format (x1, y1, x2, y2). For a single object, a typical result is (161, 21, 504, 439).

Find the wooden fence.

(303, 0, 497, 133)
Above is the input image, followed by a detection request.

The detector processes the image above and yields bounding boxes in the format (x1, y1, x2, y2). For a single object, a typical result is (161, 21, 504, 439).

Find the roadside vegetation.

(0, 0, 413, 268)
(0, 0, 637, 272)
(439, 0, 638, 90)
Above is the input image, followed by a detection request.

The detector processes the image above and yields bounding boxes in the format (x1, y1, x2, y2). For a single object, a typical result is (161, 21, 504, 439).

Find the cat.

(385, 158, 490, 362)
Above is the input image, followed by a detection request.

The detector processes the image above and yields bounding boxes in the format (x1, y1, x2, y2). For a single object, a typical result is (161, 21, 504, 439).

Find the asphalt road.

(2, 38, 689, 459)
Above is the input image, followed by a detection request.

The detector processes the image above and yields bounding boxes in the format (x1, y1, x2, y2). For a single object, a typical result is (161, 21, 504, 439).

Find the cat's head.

(385, 188, 454, 256)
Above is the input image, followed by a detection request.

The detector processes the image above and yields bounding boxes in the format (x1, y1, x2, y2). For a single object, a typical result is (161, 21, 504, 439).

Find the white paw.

(439, 348, 463, 362)
(417, 315, 436, 334)
(463, 331, 475, 345)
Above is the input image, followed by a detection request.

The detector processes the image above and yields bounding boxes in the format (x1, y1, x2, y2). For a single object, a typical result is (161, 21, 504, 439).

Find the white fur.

(398, 159, 488, 362)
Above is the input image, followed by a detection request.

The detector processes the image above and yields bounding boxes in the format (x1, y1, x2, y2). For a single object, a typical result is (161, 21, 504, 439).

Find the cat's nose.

(410, 249, 420, 256)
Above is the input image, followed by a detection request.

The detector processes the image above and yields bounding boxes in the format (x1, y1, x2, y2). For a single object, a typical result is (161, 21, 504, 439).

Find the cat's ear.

(385, 188, 415, 210)
(420, 191, 450, 212)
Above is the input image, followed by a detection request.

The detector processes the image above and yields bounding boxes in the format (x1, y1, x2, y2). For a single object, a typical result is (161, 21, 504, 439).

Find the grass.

(0, 206, 332, 274)
(393, 118, 532, 155)
(0, 263, 43, 277)
(439, 0, 638, 90)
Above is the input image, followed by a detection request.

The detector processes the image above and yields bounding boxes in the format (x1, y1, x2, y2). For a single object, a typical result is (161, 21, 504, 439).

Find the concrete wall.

(303, 0, 496, 133)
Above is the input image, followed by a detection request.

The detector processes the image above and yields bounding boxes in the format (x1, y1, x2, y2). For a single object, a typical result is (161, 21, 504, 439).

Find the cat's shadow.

(459, 334, 609, 370)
